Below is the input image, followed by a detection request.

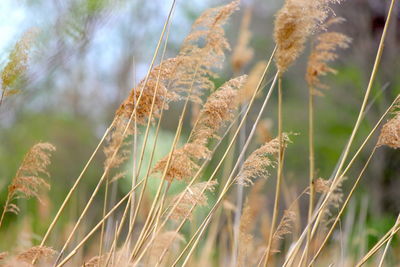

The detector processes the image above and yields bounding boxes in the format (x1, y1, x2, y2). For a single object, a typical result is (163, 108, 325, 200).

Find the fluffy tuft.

(306, 17, 351, 94)
(377, 113, 400, 149)
(170, 181, 217, 221)
(274, 0, 342, 73)
(2, 143, 55, 219)
(236, 134, 291, 186)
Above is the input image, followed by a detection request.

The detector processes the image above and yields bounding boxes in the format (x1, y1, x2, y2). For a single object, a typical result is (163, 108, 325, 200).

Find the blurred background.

(0, 0, 399, 262)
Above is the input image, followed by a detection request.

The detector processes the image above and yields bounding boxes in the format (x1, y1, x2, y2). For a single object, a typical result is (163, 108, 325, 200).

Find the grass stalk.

(377, 214, 400, 267)
(304, 84, 315, 266)
(264, 74, 284, 266)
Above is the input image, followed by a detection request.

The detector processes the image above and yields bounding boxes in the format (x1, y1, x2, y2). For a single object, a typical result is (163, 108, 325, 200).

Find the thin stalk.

(55, 112, 137, 264)
(232, 103, 247, 265)
(264, 74, 284, 266)
(0, 89, 5, 110)
(55, 180, 144, 267)
(308, 147, 377, 266)
(356, 216, 400, 266)
(144, 99, 254, 266)
(36, 120, 114, 252)
(256, 186, 309, 267)
(0, 194, 11, 228)
(377, 214, 400, 267)
(129, 61, 138, 235)
(98, 176, 109, 261)
(304, 85, 315, 266)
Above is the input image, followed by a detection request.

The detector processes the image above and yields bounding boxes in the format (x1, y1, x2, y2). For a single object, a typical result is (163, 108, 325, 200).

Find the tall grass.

(0, 0, 399, 266)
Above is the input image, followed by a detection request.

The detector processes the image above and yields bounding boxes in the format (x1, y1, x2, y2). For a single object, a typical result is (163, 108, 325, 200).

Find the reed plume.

(271, 210, 296, 251)
(16, 246, 56, 264)
(377, 112, 400, 149)
(153, 75, 247, 182)
(191, 75, 248, 144)
(0, 143, 55, 228)
(169, 181, 217, 221)
(322, 176, 346, 223)
(0, 29, 36, 106)
(274, 0, 341, 73)
(116, 58, 181, 124)
(236, 134, 290, 186)
(103, 118, 134, 180)
(314, 177, 331, 193)
(178, 0, 240, 102)
(152, 143, 210, 182)
(306, 18, 351, 94)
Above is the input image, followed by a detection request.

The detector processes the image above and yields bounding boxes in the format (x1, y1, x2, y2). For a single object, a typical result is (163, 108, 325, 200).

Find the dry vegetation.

(0, 0, 399, 266)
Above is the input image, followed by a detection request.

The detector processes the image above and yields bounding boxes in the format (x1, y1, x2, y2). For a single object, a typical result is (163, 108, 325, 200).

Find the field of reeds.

(1, 0, 400, 266)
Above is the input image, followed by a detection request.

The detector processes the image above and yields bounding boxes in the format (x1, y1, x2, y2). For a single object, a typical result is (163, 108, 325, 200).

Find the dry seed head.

(322, 176, 346, 224)
(272, 210, 296, 251)
(182, 0, 239, 59)
(103, 118, 134, 171)
(236, 134, 291, 186)
(116, 58, 181, 124)
(306, 18, 351, 93)
(170, 181, 217, 221)
(153, 76, 246, 182)
(178, 0, 240, 101)
(152, 143, 210, 182)
(314, 177, 331, 193)
(4, 143, 55, 215)
(16, 246, 56, 263)
(274, 0, 342, 73)
(1, 29, 36, 94)
(377, 113, 400, 149)
(191, 75, 248, 144)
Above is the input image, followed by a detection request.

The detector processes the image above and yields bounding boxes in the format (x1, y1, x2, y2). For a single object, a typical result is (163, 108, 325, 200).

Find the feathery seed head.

(152, 143, 210, 182)
(274, 0, 342, 73)
(236, 134, 291, 186)
(1, 29, 36, 95)
(170, 181, 217, 221)
(306, 18, 351, 93)
(191, 75, 247, 144)
(5, 143, 55, 215)
(378, 113, 400, 149)
(16, 246, 56, 264)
